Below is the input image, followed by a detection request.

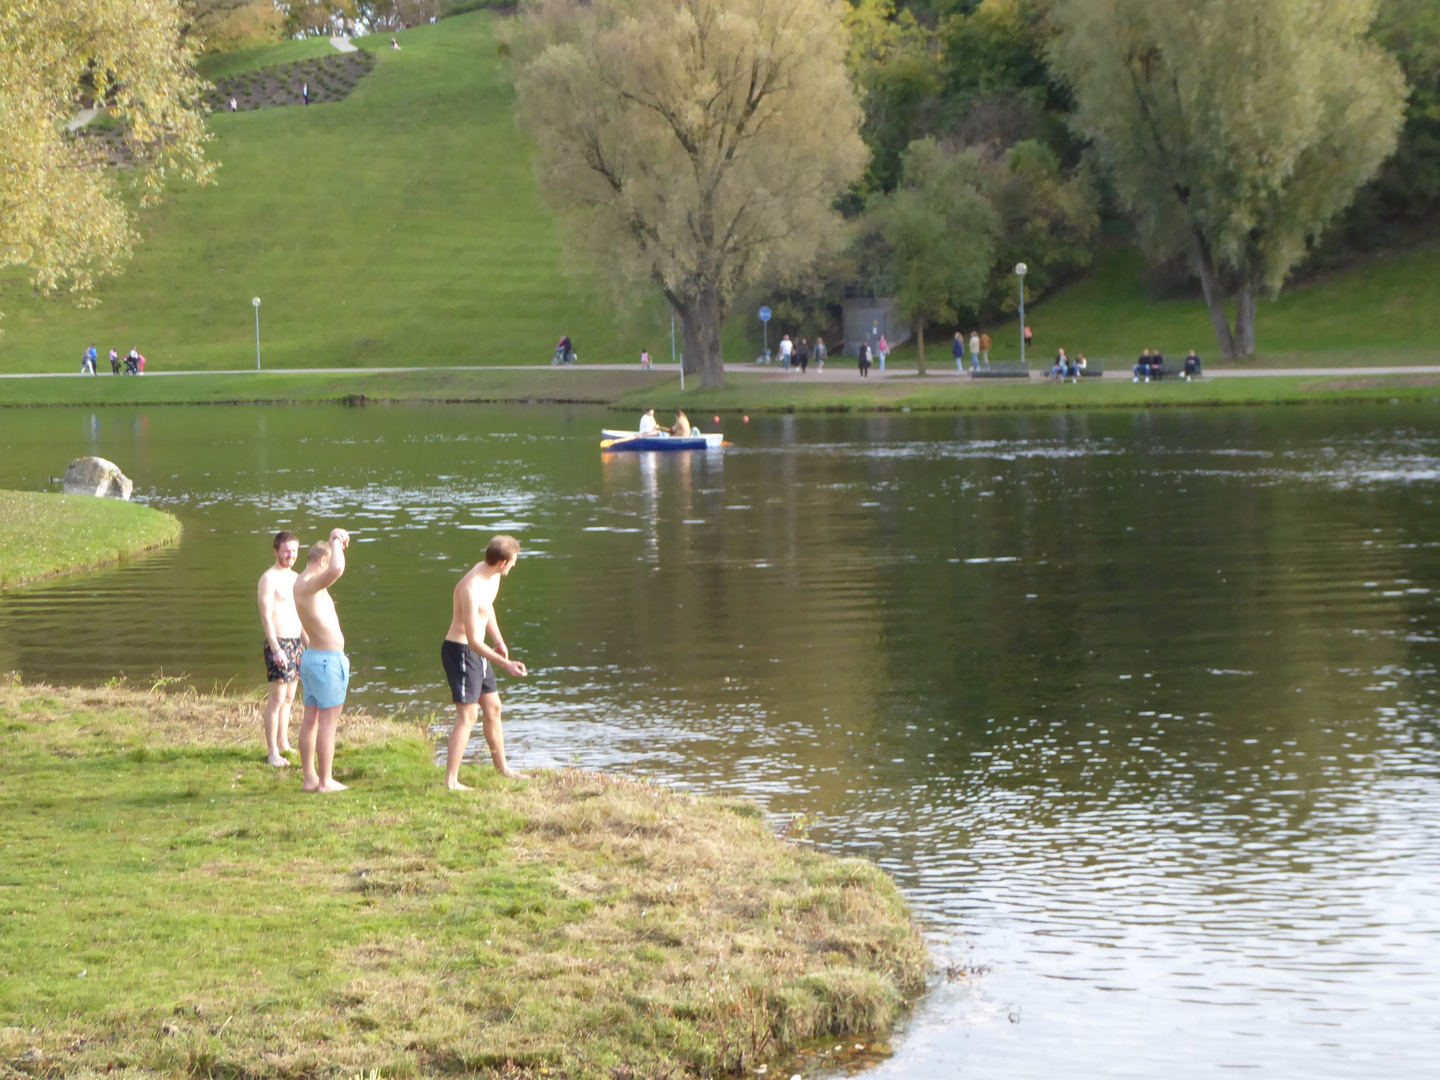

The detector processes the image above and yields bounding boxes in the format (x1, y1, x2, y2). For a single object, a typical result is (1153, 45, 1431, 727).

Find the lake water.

(2, 402, 1438, 1076)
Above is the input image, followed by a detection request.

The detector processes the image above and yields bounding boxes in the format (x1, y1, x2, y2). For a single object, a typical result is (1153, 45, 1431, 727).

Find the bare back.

(446, 562, 502, 647)
(295, 579, 344, 653)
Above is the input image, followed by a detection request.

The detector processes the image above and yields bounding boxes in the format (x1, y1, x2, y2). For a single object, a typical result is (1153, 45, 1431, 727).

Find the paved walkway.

(6, 364, 1440, 381)
(329, 36, 358, 53)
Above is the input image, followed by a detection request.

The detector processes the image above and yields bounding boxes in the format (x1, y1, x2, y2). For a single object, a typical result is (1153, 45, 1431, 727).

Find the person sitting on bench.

(1133, 348, 1152, 382)
(1148, 348, 1166, 380)
(1183, 350, 1203, 379)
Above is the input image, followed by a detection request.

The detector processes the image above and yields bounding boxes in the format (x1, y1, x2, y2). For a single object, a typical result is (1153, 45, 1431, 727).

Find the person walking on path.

(441, 535, 529, 787)
(814, 336, 827, 372)
(779, 334, 793, 372)
(877, 333, 889, 372)
(796, 338, 810, 374)
(258, 530, 305, 768)
(858, 341, 872, 378)
(302, 81, 310, 106)
(953, 332, 965, 372)
(108, 348, 120, 375)
(81, 345, 97, 375)
(640, 349, 651, 369)
(969, 330, 981, 372)
(1023, 325, 1033, 349)
(979, 331, 991, 366)
(294, 529, 353, 794)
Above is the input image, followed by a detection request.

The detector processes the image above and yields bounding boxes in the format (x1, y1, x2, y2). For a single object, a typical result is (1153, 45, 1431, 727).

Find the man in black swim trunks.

(258, 531, 306, 767)
(441, 535, 528, 788)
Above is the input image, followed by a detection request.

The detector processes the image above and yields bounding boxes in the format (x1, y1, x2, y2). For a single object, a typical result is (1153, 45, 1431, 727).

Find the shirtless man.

(257, 531, 306, 767)
(441, 535, 528, 788)
(294, 529, 352, 793)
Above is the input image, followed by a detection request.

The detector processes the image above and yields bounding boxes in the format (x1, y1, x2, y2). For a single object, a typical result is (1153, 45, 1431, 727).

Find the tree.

(866, 137, 998, 373)
(510, 0, 867, 389)
(1049, 0, 1406, 360)
(178, 1, 282, 51)
(0, 0, 212, 321)
(275, 0, 357, 37)
(972, 138, 1096, 315)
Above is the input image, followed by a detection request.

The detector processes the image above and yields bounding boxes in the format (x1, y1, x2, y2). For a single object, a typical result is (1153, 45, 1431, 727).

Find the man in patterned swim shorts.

(257, 531, 305, 767)
(295, 529, 353, 794)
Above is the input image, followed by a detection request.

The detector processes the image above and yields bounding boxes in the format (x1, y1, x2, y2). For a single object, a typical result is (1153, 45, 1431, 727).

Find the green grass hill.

(0, 10, 1435, 375)
(0, 14, 658, 375)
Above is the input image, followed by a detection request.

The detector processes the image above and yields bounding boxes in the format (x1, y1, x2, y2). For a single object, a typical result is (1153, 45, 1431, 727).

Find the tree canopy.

(0, 0, 212, 322)
(867, 138, 998, 372)
(510, 0, 866, 388)
(1049, 0, 1406, 359)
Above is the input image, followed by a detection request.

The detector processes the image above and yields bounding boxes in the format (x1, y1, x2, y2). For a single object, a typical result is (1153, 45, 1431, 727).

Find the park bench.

(971, 361, 1032, 379)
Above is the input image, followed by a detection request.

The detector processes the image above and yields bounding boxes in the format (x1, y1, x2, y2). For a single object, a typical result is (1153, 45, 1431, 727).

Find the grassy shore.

(0, 491, 182, 589)
(6, 367, 1440, 415)
(0, 679, 927, 1078)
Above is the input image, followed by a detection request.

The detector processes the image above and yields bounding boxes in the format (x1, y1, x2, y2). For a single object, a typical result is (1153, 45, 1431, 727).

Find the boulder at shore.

(63, 457, 134, 500)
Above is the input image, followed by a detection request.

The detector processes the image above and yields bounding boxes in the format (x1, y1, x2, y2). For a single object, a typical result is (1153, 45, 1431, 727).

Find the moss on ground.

(0, 679, 927, 1079)
(0, 491, 182, 589)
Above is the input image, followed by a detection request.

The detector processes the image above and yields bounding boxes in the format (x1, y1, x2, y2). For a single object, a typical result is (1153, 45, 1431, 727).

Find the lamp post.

(1014, 263, 1028, 368)
(252, 297, 262, 371)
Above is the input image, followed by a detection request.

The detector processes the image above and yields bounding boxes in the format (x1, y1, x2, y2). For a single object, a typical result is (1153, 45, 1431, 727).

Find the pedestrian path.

(330, 36, 358, 53)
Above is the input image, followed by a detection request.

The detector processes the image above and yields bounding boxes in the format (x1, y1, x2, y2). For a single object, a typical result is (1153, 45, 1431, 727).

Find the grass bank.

(0, 679, 927, 1078)
(8, 368, 1440, 415)
(0, 492, 181, 589)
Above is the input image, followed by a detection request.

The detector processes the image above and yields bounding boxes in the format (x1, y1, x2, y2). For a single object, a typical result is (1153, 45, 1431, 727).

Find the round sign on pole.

(759, 306, 771, 323)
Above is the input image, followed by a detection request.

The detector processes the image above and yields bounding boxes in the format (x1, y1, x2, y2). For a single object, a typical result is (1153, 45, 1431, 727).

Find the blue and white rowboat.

(601, 429, 724, 452)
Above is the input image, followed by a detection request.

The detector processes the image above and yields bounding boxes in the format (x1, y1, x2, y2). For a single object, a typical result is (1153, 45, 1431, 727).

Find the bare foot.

(445, 779, 473, 791)
(318, 779, 349, 793)
(280, 743, 296, 754)
(267, 754, 291, 768)
(301, 781, 320, 793)
(496, 766, 529, 782)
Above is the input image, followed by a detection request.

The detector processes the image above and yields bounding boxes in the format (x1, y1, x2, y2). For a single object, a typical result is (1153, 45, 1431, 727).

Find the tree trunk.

(1235, 284, 1257, 358)
(1190, 228, 1238, 362)
(915, 319, 927, 376)
(675, 281, 726, 389)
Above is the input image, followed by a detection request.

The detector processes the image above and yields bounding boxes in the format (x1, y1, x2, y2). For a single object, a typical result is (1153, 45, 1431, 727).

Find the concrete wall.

(841, 298, 911, 358)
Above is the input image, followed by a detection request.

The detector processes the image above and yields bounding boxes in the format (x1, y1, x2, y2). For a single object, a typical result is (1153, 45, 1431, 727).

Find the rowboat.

(601, 428, 724, 451)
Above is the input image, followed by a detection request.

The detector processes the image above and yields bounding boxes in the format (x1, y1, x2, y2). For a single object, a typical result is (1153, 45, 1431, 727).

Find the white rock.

(63, 457, 133, 500)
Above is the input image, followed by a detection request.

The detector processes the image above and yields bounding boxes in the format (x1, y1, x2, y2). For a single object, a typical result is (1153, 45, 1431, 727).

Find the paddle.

(600, 433, 648, 450)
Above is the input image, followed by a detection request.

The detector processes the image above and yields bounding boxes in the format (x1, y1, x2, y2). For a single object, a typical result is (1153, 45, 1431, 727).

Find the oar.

(600, 433, 646, 450)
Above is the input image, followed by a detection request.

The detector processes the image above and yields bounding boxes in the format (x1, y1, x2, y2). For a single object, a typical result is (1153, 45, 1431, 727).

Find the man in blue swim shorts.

(294, 528, 352, 793)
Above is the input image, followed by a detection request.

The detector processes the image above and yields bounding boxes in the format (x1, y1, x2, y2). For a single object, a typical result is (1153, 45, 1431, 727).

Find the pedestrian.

(979, 330, 991, 365)
(953, 332, 964, 372)
(81, 344, 97, 375)
(814, 336, 827, 372)
(858, 342, 871, 379)
(969, 330, 981, 372)
(796, 338, 809, 374)
(877, 333, 888, 372)
(258, 531, 304, 768)
(294, 529, 353, 794)
(779, 333, 793, 371)
(109, 348, 120, 375)
(1023, 325, 1033, 348)
(391, 36, 401, 50)
(441, 536, 529, 787)
(640, 348, 651, 369)
(228, 95, 238, 113)
(302, 81, 310, 105)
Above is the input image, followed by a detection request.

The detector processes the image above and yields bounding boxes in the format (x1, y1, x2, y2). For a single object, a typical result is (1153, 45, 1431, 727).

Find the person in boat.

(638, 408, 660, 436)
(670, 410, 692, 437)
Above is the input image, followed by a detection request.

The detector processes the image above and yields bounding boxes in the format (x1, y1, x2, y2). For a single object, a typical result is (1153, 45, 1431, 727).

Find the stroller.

(124, 351, 144, 375)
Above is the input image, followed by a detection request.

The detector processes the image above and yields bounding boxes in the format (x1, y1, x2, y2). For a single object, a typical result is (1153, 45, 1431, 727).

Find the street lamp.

(1014, 263, 1028, 367)
(252, 297, 262, 371)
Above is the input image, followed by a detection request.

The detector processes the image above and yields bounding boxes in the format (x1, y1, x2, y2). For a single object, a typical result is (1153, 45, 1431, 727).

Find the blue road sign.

(759, 306, 771, 323)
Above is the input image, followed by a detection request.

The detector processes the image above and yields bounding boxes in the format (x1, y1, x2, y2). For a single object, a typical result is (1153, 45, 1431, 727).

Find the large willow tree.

(0, 0, 212, 320)
(510, 0, 867, 388)
(1050, 0, 1405, 360)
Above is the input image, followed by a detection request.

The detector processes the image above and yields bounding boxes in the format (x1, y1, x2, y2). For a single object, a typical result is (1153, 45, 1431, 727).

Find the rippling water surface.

(3, 403, 1439, 1076)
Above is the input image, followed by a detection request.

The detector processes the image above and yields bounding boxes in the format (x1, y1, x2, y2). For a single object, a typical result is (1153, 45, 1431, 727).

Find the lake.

(2, 401, 1438, 1076)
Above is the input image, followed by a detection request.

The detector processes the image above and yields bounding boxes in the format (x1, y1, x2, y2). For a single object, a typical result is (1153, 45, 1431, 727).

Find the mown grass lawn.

(0, 681, 927, 1079)
(0, 491, 181, 589)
